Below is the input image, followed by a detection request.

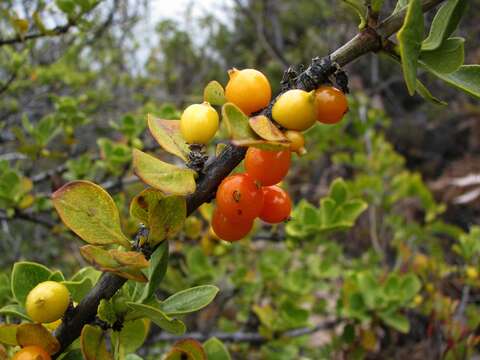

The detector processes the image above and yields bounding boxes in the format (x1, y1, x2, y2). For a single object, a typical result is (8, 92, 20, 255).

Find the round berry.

(225, 68, 271, 115)
(259, 186, 292, 224)
(12, 346, 51, 360)
(26, 281, 70, 324)
(314, 86, 348, 124)
(216, 173, 264, 221)
(245, 147, 291, 186)
(180, 102, 219, 144)
(272, 89, 316, 131)
(212, 207, 253, 242)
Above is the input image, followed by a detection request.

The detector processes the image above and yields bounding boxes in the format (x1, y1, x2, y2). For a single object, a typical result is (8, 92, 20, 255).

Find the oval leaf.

(62, 277, 94, 304)
(161, 285, 219, 316)
(148, 196, 187, 246)
(141, 241, 169, 302)
(126, 302, 186, 335)
(130, 188, 165, 224)
(422, 0, 467, 51)
(17, 323, 60, 354)
(11, 261, 52, 305)
(133, 149, 196, 196)
(203, 337, 232, 360)
(81, 324, 113, 360)
(52, 180, 131, 248)
(147, 116, 189, 161)
(397, 0, 424, 95)
(221, 103, 257, 140)
(248, 115, 288, 142)
(203, 81, 226, 106)
(422, 64, 480, 99)
(420, 37, 464, 74)
(166, 339, 206, 360)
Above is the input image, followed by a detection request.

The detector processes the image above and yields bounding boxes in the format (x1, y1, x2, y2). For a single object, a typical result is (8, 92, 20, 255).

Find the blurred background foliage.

(1, 0, 480, 358)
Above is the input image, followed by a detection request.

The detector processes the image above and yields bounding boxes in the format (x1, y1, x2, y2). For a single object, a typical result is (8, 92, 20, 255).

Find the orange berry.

(314, 86, 348, 124)
(245, 148, 291, 186)
(212, 207, 253, 242)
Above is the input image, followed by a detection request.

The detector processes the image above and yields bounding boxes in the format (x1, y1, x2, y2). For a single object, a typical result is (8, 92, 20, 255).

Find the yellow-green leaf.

(203, 81, 226, 106)
(52, 180, 131, 248)
(133, 149, 196, 196)
(248, 115, 288, 142)
(0, 324, 18, 346)
(148, 195, 187, 246)
(147, 115, 189, 161)
(221, 103, 257, 141)
(17, 323, 60, 354)
(423, 64, 480, 99)
(126, 302, 186, 335)
(166, 339, 207, 360)
(397, 0, 424, 95)
(81, 325, 113, 360)
(129, 188, 165, 224)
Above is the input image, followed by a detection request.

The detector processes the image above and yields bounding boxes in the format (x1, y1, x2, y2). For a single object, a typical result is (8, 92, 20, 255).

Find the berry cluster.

(179, 68, 348, 241)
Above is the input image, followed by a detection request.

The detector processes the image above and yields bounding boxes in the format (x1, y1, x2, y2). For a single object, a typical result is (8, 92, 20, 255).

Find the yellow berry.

(180, 102, 219, 144)
(284, 130, 306, 154)
(466, 266, 478, 280)
(272, 89, 316, 131)
(26, 281, 70, 323)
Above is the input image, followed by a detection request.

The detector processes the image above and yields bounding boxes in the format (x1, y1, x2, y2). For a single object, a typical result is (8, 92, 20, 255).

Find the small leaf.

(342, 0, 366, 28)
(416, 79, 447, 105)
(129, 188, 164, 224)
(80, 246, 148, 282)
(0, 304, 31, 321)
(422, 0, 468, 51)
(98, 299, 117, 326)
(113, 319, 149, 354)
(203, 337, 232, 360)
(52, 180, 131, 248)
(0, 324, 18, 346)
(203, 81, 226, 106)
(231, 139, 289, 151)
(141, 242, 169, 302)
(62, 277, 93, 303)
(147, 116, 189, 161)
(329, 178, 348, 205)
(422, 64, 480, 99)
(166, 339, 207, 360)
(110, 249, 149, 268)
(161, 285, 219, 316)
(81, 325, 113, 360)
(221, 103, 257, 140)
(133, 149, 196, 196)
(401, 273, 421, 301)
(372, 0, 385, 13)
(378, 311, 410, 333)
(17, 323, 60, 354)
(148, 196, 187, 246)
(11, 261, 52, 305)
(126, 302, 186, 335)
(397, 0, 424, 95)
(420, 37, 464, 74)
(248, 115, 288, 142)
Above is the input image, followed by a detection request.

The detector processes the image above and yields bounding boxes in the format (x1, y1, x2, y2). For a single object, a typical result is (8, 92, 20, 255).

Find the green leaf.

(422, 65, 480, 99)
(62, 277, 93, 303)
(141, 241, 169, 302)
(52, 180, 131, 248)
(397, 0, 424, 95)
(422, 0, 468, 51)
(60, 349, 84, 360)
(98, 299, 117, 326)
(0, 304, 31, 321)
(132, 149, 196, 196)
(341, 199, 368, 224)
(203, 81, 227, 106)
(113, 319, 149, 354)
(372, 0, 385, 13)
(125, 355, 144, 360)
(420, 37, 464, 74)
(221, 103, 257, 140)
(148, 196, 187, 246)
(401, 273, 421, 301)
(161, 285, 219, 316)
(416, 79, 447, 105)
(126, 302, 186, 335)
(329, 178, 348, 205)
(49, 270, 65, 282)
(203, 337, 232, 360)
(80, 325, 113, 360)
(129, 188, 164, 224)
(11, 261, 52, 305)
(70, 267, 101, 285)
(55, 0, 75, 14)
(0, 324, 18, 346)
(393, 0, 408, 14)
(342, 0, 366, 28)
(147, 116, 189, 161)
(378, 311, 410, 333)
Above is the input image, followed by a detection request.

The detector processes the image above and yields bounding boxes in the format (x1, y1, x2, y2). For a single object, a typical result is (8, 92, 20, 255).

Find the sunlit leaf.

(147, 116, 189, 161)
(80, 324, 113, 360)
(160, 285, 219, 316)
(203, 81, 227, 106)
(17, 323, 60, 354)
(126, 302, 186, 335)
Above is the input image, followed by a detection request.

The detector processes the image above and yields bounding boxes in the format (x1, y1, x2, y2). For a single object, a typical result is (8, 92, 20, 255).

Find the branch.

(52, 0, 446, 356)
(0, 22, 76, 47)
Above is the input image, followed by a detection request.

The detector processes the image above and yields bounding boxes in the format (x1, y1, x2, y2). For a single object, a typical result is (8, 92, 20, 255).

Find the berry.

(245, 147, 291, 186)
(26, 281, 70, 323)
(314, 86, 348, 124)
(216, 173, 264, 221)
(259, 186, 292, 224)
(272, 89, 316, 131)
(225, 68, 271, 115)
(180, 102, 219, 144)
(284, 130, 306, 154)
(12, 346, 51, 360)
(212, 207, 253, 242)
